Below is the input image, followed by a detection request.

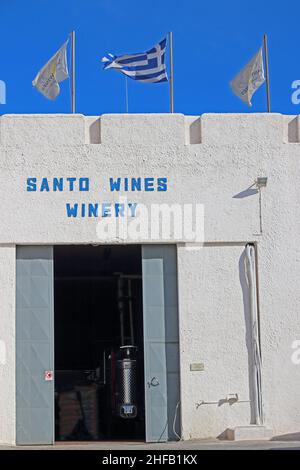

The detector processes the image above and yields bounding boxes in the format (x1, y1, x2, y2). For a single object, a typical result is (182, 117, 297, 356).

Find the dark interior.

(54, 245, 145, 441)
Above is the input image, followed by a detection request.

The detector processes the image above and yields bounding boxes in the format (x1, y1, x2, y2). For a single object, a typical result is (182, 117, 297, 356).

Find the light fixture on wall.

(255, 177, 268, 188)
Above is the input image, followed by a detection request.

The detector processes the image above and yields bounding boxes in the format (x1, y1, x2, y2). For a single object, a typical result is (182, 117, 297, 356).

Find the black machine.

(109, 276, 140, 421)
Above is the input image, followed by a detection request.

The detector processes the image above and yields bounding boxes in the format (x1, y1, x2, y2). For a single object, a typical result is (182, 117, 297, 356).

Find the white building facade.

(0, 113, 299, 445)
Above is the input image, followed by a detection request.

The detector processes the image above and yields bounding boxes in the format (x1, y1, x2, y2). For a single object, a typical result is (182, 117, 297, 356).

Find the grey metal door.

(16, 246, 54, 445)
(142, 245, 180, 443)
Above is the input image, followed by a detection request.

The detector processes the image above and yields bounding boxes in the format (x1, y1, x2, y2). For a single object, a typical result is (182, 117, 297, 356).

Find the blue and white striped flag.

(101, 38, 168, 83)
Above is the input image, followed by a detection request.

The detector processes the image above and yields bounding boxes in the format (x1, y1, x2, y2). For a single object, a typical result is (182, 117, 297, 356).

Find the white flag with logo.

(32, 40, 69, 100)
(230, 48, 265, 106)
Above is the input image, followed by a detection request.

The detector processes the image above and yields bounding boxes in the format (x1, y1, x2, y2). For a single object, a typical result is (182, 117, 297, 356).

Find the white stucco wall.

(0, 113, 299, 442)
(0, 245, 16, 445)
(178, 244, 252, 439)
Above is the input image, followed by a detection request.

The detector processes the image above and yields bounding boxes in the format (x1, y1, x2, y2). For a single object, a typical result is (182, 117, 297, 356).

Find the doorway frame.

(16, 243, 182, 444)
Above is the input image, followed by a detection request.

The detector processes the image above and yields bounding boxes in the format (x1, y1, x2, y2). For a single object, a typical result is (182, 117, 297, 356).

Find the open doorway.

(54, 245, 145, 441)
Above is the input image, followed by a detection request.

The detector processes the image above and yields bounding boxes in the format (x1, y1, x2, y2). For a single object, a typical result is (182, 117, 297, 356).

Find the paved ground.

(0, 439, 299, 450)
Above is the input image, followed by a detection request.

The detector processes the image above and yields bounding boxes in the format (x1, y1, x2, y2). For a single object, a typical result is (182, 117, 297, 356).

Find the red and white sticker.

(44, 370, 54, 381)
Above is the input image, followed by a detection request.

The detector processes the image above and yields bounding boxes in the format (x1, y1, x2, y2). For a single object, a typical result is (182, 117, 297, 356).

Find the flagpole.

(263, 33, 271, 113)
(71, 30, 75, 113)
(125, 76, 129, 113)
(169, 31, 174, 113)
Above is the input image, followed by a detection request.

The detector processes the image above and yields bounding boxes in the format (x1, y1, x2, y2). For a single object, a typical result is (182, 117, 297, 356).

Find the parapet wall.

(0, 113, 299, 146)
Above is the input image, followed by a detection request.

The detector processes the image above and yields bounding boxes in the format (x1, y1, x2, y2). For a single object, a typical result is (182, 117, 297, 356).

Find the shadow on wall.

(189, 117, 201, 144)
(233, 186, 258, 199)
(217, 429, 229, 441)
(89, 118, 101, 144)
(271, 432, 300, 441)
(239, 249, 256, 425)
(288, 117, 299, 143)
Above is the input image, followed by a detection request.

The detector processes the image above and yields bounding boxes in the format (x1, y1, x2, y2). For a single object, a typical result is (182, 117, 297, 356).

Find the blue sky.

(0, 0, 299, 115)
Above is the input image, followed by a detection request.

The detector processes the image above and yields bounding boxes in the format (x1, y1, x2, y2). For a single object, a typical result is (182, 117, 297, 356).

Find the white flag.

(32, 40, 69, 100)
(230, 48, 265, 106)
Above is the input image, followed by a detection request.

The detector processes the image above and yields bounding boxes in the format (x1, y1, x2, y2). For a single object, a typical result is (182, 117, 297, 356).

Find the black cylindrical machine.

(115, 346, 138, 419)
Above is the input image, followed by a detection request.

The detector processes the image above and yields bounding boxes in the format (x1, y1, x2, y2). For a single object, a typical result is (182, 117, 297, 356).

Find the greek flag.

(101, 38, 168, 83)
